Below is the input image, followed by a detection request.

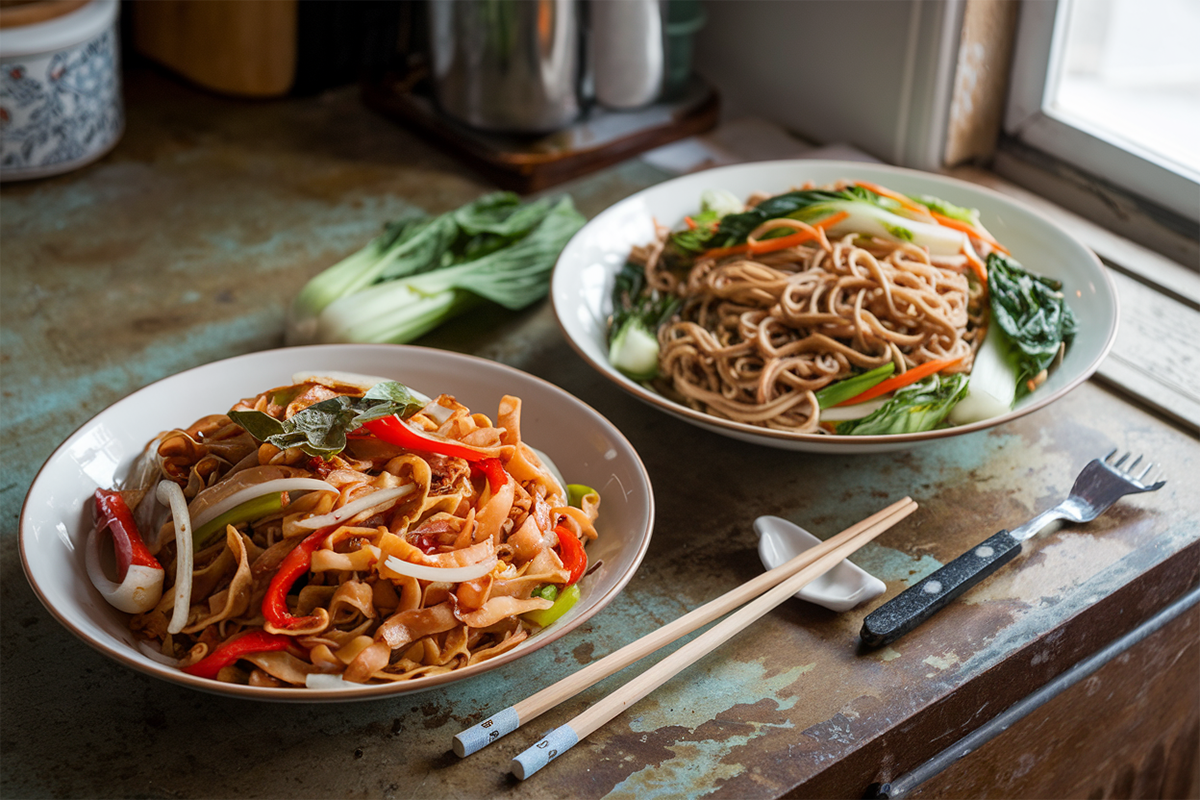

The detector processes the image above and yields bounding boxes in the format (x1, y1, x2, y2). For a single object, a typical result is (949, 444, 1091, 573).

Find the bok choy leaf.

(701, 186, 966, 255)
(835, 372, 969, 435)
(670, 189, 744, 253)
(986, 252, 1078, 396)
(607, 260, 681, 381)
(286, 192, 585, 345)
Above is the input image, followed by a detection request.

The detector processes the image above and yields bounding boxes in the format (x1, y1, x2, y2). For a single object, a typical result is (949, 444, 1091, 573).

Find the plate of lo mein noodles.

(552, 160, 1118, 453)
(19, 344, 654, 701)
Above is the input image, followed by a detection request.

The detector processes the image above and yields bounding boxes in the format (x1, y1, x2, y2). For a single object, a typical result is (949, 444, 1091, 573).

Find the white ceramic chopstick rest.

(754, 516, 886, 612)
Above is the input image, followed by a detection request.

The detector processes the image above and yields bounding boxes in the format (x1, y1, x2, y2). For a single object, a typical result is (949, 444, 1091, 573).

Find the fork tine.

(1105, 448, 1119, 463)
(1126, 454, 1143, 473)
(1113, 451, 1130, 468)
(1136, 460, 1154, 481)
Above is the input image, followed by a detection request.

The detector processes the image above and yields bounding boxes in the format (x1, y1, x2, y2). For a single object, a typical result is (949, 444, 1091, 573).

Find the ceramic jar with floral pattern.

(0, 0, 122, 181)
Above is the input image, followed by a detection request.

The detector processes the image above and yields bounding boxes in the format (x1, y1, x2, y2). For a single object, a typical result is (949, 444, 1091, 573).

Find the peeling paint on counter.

(3, 65, 1198, 800)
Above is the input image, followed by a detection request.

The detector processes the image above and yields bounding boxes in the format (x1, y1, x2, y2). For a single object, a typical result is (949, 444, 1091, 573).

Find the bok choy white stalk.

(834, 372, 969, 435)
(287, 192, 585, 345)
(699, 186, 967, 256)
(607, 260, 681, 381)
(947, 318, 1019, 425)
(950, 251, 1078, 425)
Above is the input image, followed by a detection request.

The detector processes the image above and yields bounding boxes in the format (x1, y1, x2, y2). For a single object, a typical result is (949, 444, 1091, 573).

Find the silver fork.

(860, 451, 1167, 647)
(1008, 450, 1167, 539)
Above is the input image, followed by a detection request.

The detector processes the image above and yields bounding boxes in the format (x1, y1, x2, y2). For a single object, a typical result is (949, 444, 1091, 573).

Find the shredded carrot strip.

(836, 356, 964, 407)
(701, 243, 748, 260)
(961, 239, 989, 285)
(684, 216, 698, 230)
(702, 211, 848, 260)
(854, 180, 929, 216)
(930, 211, 1010, 255)
(747, 211, 849, 255)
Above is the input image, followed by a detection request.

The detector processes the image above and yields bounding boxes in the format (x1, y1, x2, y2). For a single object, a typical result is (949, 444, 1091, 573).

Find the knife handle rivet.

(923, 580, 942, 594)
(975, 546, 995, 558)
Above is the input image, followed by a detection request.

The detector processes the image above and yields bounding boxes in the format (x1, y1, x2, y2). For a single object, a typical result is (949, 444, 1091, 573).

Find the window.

(1002, 0, 1199, 259)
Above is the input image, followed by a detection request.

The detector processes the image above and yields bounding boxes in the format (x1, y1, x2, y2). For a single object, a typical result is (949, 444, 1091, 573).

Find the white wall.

(690, 0, 964, 170)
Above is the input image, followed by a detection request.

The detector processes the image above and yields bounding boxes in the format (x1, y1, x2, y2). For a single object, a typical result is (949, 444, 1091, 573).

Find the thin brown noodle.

(636, 211, 985, 432)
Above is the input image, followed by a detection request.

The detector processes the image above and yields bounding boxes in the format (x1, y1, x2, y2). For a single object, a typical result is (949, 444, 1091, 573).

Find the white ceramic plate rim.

(552, 159, 1120, 453)
(19, 344, 654, 702)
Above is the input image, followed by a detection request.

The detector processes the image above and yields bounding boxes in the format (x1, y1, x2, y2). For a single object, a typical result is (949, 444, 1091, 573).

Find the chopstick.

(451, 497, 916, 761)
(508, 497, 917, 780)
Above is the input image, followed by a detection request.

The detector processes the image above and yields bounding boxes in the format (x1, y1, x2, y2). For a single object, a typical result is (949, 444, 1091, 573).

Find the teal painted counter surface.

(3, 70, 1198, 799)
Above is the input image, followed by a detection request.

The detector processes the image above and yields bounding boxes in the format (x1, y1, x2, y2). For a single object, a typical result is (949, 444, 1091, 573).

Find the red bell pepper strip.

(363, 415, 487, 463)
(94, 489, 162, 578)
(181, 630, 297, 679)
(471, 457, 508, 494)
(262, 526, 333, 630)
(555, 524, 587, 586)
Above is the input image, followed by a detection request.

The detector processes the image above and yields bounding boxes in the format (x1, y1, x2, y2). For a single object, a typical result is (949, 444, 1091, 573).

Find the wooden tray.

(361, 70, 720, 194)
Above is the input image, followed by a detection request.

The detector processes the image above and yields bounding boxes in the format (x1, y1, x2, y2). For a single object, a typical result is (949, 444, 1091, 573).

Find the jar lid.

(0, 0, 116, 58)
(0, 0, 90, 29)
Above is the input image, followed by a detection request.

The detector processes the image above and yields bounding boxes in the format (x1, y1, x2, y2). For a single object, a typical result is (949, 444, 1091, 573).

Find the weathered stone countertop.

(3, 69, 1197, 799)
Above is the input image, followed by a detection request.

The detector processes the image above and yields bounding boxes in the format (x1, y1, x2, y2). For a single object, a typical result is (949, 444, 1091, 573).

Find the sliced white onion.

(421, 400, 454, 425)
(156, 480, 193, 635)
(384, 555, 497, 583)
(421, 536, 494, 568)
(137, 640, 180, 666)
(295, 484, 416, 530)
(85, 525, 165, 614)
(291, 370, 431, 403)
(190, 478, 337, 532)
(305, 673, 358, 689)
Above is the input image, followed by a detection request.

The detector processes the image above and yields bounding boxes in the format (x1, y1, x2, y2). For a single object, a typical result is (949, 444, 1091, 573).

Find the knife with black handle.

(859, 529, 1023, 647)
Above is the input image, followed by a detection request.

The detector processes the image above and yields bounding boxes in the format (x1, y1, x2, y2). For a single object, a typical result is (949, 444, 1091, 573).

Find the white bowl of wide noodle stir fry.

(552, 159, 1118, 453)
(19, 345, 654, 700)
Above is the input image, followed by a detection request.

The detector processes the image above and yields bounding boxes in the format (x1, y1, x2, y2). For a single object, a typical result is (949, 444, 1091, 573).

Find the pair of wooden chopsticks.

(451, 497, 918, 780)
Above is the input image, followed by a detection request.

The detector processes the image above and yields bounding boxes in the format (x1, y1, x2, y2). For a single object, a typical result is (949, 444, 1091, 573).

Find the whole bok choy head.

(286, 192, 585, 345)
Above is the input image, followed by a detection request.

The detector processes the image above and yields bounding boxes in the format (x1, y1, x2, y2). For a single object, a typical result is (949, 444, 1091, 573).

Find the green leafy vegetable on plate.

(228, 380, 426, 459)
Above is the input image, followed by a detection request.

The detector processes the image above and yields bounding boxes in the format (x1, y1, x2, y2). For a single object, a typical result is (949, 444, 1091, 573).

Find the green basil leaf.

(226, 410, 285, 442)
(228, 381, 427, 458)
(356, 381, 427, 424)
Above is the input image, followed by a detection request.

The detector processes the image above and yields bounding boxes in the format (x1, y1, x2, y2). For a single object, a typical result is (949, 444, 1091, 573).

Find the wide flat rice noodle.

(182, 527, 254, 633)
(455, 595, 552, 628)
(374, 601, 458, 652)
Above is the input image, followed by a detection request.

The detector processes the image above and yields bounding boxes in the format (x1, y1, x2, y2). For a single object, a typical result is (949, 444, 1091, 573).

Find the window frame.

(1003, 0, 1200, 221)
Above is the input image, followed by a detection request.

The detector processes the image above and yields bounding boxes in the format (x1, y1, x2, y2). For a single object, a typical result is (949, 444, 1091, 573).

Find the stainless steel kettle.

(428, 0, 585, 133)
(427, 0, 705, 134)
